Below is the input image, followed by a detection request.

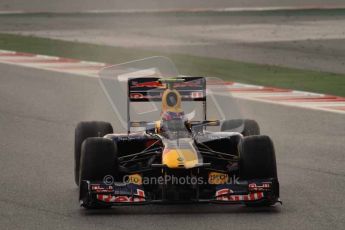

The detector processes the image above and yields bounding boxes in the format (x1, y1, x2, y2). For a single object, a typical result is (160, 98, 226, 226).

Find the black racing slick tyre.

(239, 135, 277, 180)
(239, 135, 278, 207)
(221, 119, 260, 136)
(79, 137, 118, 209)
(74, 121, 113, 186)
(79, 137, 118, 183)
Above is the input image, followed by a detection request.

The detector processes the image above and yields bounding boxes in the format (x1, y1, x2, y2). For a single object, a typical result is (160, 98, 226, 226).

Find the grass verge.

(0, 33, 344, 96)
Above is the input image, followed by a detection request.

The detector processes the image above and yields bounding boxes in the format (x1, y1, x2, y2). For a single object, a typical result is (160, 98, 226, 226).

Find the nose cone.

(162, 147, 201, 169)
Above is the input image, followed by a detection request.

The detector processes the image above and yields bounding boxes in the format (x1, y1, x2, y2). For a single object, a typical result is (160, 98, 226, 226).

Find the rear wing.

(128, 77, 206, 102)
(127, 77, 207, 132)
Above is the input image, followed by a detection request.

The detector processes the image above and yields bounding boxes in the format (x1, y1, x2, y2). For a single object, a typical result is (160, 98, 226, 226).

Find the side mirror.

(130, 121, 159, 133)
(206, 120, 220, 126)
(130, 121, 148, 127)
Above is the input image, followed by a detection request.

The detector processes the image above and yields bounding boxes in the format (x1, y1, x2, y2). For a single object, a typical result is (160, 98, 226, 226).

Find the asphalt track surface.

(1, 62, 345, 229)
(2, 11, 345, 74)
(1, 0, 345, 12)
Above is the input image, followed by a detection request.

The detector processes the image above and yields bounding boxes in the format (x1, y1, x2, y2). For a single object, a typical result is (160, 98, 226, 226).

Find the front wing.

(79, 178, 280, 207)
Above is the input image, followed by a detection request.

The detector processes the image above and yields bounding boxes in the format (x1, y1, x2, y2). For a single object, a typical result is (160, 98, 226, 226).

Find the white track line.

(0, 49, 344, 114)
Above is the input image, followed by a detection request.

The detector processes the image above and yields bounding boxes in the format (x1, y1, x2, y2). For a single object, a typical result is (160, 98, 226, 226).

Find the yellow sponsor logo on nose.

(128, 174, 142, 185)
(208, 172, 229, 185)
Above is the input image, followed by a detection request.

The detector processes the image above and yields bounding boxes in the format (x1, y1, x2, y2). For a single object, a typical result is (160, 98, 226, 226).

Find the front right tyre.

(74, 121, 113, 186)
(79, 137, 118, 209)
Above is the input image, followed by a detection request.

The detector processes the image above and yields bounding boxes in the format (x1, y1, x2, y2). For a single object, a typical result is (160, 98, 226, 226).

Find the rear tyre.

(74, 121, 113, 186)
(79, 137, 118, 209)
(221, 119, 260, 136)
(239, 135, 278, 207)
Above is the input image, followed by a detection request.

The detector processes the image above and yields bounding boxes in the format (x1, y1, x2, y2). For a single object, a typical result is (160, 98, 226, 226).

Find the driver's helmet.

(160, 82, 188, 133)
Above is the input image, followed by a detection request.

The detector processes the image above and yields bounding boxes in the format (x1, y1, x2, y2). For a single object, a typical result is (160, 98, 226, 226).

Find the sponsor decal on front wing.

(215, 188, 264, 201)
(96, 189, 145, 203)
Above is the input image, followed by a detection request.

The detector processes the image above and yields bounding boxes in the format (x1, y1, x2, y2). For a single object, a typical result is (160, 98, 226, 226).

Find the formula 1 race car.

(74, 57, 280, 208)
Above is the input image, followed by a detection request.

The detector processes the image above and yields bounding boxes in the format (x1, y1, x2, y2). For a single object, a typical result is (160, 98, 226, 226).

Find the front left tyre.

(239, 135, 279, 207)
